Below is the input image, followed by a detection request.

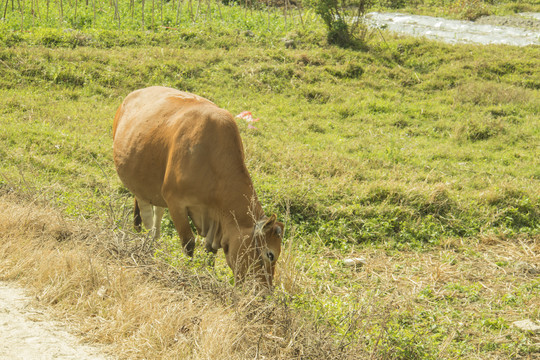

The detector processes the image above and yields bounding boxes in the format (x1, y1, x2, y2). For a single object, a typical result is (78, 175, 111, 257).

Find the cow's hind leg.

(167, 204, 196, 257)
(152, 206, 165, 239)
(205, 236, 218, 267)
(136, 198, 154, 231)
(135, 198, 165, 240)
(134, 198, 143, 232)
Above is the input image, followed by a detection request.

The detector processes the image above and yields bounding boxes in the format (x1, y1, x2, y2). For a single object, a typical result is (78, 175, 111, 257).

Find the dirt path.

(0, 282, 112, 360)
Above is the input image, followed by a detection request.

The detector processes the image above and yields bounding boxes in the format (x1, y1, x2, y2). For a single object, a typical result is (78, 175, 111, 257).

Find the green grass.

(2, 38, 538, 247)
(1, 7, 539, 358)
(2, 0, 539, 38)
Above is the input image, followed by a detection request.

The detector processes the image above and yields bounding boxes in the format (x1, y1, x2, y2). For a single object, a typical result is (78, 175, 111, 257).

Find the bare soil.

(475, 14, 540, 30)
(0, 283, 112, 360)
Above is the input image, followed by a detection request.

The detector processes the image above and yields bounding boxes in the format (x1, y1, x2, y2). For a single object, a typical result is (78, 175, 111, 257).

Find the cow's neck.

(221, 182, 265, 229)
(200, 185, 263, 252)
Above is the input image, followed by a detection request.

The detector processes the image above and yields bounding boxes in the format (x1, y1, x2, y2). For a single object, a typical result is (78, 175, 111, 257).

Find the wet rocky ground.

(475, 13, 540, 30)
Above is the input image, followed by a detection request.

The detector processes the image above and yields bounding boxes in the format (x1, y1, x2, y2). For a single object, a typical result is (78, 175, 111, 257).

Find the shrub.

(308, 0, 373, 47)
(450, 0, 490, 21)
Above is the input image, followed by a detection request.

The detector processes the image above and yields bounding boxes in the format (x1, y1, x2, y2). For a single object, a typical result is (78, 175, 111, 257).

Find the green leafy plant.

(451, 0, 490, 20)
(309, 0, 373, 46)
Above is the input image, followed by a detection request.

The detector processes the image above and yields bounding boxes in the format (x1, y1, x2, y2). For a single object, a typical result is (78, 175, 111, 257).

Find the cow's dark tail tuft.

(133, 198, 142, 232)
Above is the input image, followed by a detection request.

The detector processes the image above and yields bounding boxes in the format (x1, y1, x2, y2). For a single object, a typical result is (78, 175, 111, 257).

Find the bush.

(309, 0, 373, 47)
(451, 0, 490, 20)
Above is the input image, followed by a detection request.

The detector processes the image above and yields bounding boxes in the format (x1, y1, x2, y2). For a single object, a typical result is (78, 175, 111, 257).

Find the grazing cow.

(112, 86, 283, 287)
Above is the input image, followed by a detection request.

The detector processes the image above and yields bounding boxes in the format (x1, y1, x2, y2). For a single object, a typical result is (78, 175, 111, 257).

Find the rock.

(512, 319, 540, 333)
(96, 286, 107, 299)
(343, 257, 367, 267)
(284, 39, 296, 49)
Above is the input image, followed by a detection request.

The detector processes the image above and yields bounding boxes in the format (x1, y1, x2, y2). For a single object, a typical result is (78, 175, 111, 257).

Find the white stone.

(512, 319, 540, 333)
(343, 257, 367, 267)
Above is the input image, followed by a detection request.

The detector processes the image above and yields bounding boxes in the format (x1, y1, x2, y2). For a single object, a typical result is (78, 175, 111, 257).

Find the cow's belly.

(187, 205, 223, 250)
(119, 172, 168, 208)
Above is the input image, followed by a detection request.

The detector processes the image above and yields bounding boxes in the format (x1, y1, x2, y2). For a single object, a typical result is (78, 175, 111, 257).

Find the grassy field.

(1, 0, 540, 34)
(375, 0, 540, 20)
(1, 3, 539, 359)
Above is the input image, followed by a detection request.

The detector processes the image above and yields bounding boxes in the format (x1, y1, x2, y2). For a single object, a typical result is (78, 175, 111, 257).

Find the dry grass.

(0, 191, 369, 359)
(0, 189, 538, 359)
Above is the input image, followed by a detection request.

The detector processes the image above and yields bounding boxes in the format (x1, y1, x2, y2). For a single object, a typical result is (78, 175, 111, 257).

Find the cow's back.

(113, 86, 246, 209)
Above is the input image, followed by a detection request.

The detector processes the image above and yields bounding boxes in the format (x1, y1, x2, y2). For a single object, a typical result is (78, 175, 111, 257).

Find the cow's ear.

(262, 214, 277, 232)
(274, 222, 284, 238)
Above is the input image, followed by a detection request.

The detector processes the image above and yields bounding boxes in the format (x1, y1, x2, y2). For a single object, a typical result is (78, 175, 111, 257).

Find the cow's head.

(229, 214, 284, 289)
(253, 214, 283, 286)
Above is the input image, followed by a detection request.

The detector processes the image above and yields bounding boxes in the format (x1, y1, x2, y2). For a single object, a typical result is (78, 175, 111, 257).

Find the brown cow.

(112, 86, 283, 287)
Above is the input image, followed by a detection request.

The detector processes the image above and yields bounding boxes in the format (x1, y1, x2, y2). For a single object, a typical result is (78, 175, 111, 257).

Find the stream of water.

(366, 12, 540, 46)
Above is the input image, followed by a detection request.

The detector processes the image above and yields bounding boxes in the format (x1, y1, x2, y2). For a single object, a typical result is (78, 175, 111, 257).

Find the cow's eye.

(266, 251, 275, 262)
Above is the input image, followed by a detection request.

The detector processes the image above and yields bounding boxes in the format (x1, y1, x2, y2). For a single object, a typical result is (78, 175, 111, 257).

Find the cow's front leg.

(167, 203, 196, 257)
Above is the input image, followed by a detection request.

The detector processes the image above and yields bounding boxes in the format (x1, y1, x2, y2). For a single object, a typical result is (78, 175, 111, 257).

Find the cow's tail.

(133, 198, 142, 232)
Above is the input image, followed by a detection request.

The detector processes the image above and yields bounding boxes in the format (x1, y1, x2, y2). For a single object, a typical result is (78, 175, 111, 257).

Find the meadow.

(0, 1, 539, 358)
